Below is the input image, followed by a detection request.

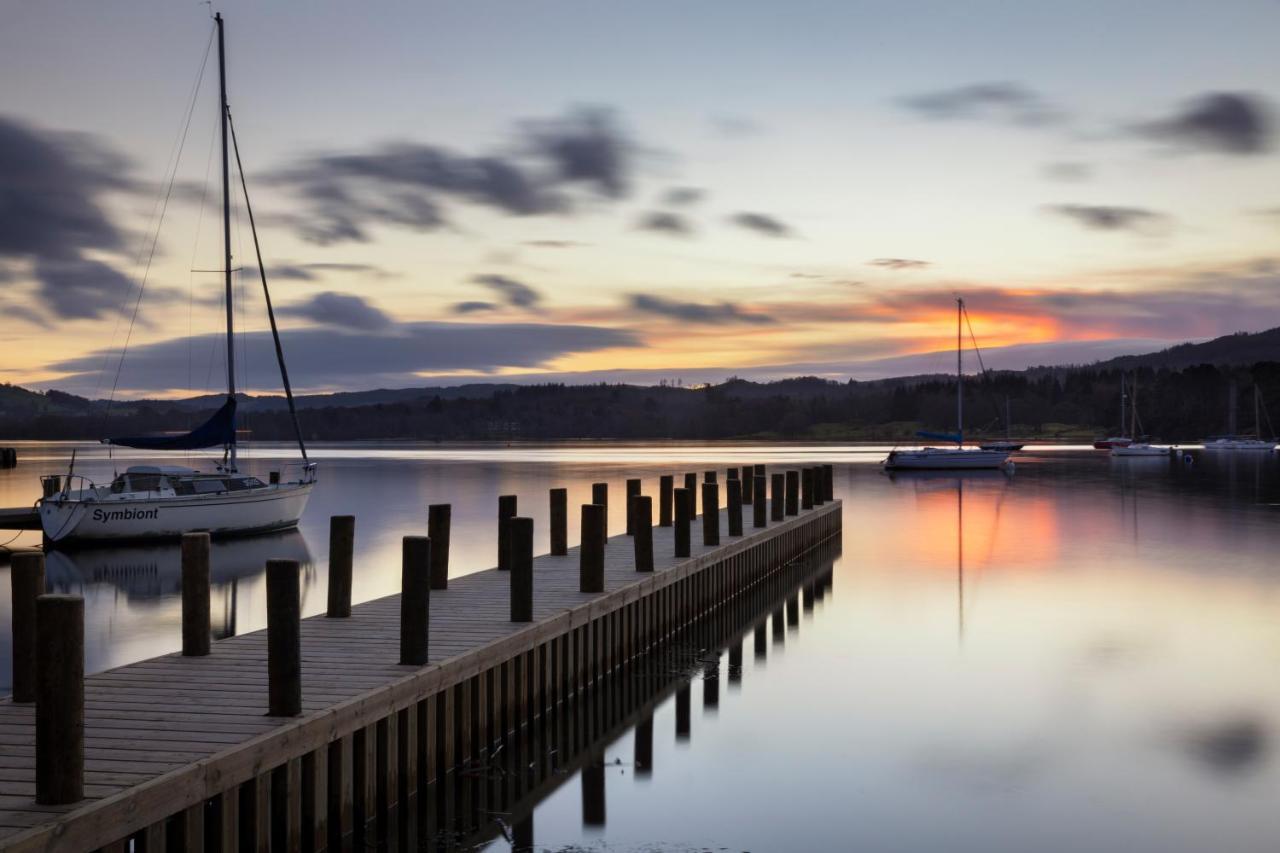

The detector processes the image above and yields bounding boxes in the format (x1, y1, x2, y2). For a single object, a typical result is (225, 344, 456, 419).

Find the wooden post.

(269, 470, 280, 485)
(326, 515, 354, 618)
(823, 463, 835, 501)
(10, 551, 44, 703)
(625, 478, 641, 534)
(674, 488, 692, 558)
(511, 517, 534, 621)
(267, 559, 302, 716)
(676, 683, 691, 740)
(703, 653, 719, 709)
(753, 475, 767, 528)
(702, 482, 720, 546)
(422, 505, 450, 591)
(591, 483, 608, 538)
(703, 470, 717, 483)
(727, 478, 743, 537)
(727, 467, 738, 482)
(658, 474, 674, 527)
(632, 496, 654, 572)
(683, 473, 698, 515)
(771, 473, 785, 521)
(550, 488, 568, 555)
(498, 495, 517, 570)
(742, 467, 754, 503)
(801, 467, 815, 510)
(582, 755, 606, 827)
(35, 594, 83, 805)
(181, 532, 211, 657)
(785, 470, 800, 516)
(400, 536, 431, 665)
(635, 715, 654, 776)
(580, 504, 605, 593)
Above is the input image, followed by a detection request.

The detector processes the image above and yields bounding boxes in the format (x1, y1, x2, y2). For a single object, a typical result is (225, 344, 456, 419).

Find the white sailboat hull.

(883, 448, 1011, 470)
(1202, 439, 1276, 451)
(39, 482, 313, 544)
(1111, 444, 1171, 457)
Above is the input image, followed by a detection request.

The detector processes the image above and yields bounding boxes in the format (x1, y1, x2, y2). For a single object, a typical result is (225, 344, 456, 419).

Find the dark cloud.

(628, 294, 775, 325)
(277, 291, 391, 331)
(1180, 717, 1268, 776)
(663, 186, 705, 206)
(899, 82, 1060, 126)
(636, 211, 694, 236)
(51, 321, 642, 394)
(789, 272, 824, 280)
(452, 301, 497, 314)
(264, 261, 394, 281)
(0, 115, 143, 322)
(472, 273, 542, 309)
(270, 108, 634, 245)
(1044, 161, 1093, 182)
(522, 240, 588, 249)
(729, 212, 793, 238)
(869, 258, 930, 271)
(1135, 92, 1273, 155)
(1047, 204, 1170, 234)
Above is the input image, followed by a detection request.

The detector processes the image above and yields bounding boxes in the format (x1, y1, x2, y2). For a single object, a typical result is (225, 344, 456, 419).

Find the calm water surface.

(2, 441, 1279, 851)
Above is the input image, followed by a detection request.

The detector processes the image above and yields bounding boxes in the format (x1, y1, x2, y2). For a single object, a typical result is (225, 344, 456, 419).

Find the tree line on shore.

(4, 361, 1280, 442)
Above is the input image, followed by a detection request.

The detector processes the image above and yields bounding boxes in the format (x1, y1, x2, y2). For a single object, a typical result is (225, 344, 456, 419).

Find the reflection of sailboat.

(43, 529, 312, 602)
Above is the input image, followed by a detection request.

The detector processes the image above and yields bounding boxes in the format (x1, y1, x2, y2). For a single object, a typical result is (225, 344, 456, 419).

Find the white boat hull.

(1202, 440, 1276, 451)
(884, 448, 1011, 470)
(39, 482, 313, 544)
(1111, 444, 1171, 457)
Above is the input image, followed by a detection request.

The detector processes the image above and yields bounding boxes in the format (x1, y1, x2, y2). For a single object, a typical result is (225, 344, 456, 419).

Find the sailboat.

(38, 13, 316, 544)
(884, 298, 1011, 470)
(1110, 373, 1170, 457)
(1202, 383, 1276, 451)
(1093, 374, 1133, 449)
(980, 397, 1024, 452)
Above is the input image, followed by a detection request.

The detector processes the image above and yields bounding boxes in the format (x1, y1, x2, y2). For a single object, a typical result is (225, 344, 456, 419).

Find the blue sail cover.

(916, 430, 963, 443)
(108, 397, 237, 450)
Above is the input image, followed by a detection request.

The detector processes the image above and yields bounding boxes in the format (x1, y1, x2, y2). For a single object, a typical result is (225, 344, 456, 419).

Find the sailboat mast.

(216, 12, 237, 470)
(956, 298, 963, 446)
(1119, 374, 1126, 438)
(1255, 385, 1261, 438)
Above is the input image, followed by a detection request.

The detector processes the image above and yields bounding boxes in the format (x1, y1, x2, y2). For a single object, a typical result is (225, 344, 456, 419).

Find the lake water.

(2, 441, 1279, 851)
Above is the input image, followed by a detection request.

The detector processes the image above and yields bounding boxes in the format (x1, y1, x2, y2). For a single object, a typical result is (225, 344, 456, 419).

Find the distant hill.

(1081, 327, 1280, 371)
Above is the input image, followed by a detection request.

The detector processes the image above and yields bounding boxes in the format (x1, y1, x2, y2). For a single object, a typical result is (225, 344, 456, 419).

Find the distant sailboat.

(1093, 374, 1133, 449)
(980, 396, 1024, 452)
(1110, 373, 1171, 457)
(884, 298, 1011, 470)
(38, 14, 316, 543)
(1202, 382, 1277, 451)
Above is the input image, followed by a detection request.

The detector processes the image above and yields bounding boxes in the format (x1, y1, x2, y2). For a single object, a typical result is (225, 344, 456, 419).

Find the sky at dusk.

(3, 1, 1279, 397)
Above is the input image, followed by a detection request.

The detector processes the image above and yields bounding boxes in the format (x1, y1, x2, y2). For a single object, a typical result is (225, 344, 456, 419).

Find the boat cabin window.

(193, 479, 228, 494)
(226, 477, 265, 491)
(111, 473, 167, 493)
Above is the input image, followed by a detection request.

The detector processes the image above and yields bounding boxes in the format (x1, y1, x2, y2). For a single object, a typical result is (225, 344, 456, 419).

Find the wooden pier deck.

(1, 487, 841, 852)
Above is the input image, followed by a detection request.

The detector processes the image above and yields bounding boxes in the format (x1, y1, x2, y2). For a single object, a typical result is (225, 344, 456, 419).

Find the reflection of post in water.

(754, 621, 767, 660)
(634, 715, 653, 777)
(958, 477, 964, 645)
(582, 752, 606, 828)
(728, 638, 742, 685)
(772, 606, 785, 645)
(676, 683, 692, 741)
(703, 652, 719, 711)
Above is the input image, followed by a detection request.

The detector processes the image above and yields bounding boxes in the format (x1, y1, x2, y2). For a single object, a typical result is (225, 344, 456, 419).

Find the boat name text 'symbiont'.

(91, 507, 161, 523)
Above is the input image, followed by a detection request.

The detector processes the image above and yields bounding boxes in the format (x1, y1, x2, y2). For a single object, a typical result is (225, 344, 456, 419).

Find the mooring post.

(326, 515, 355, 618)
(498, 495, 518, 570)
(785, 470, 800, 516)
(268, 470, 280, 485)
(676, 683, 691, 740)
(633, 495, 654, 572)
(659, 474, 674, 527)
(729, 639, 743, 683)
(400, 537, 431, 665)
(580, 504, 606, 593)
(674, 488, 692, 558)
(267, 559, 302, 716)
(771, 473, 785, 521)
(727, 467, 738, 484)
(10, 551, 44, 703)
(742, 466, 754, 503)
(727, 478, 743, 537)
(591, 483, 608, 538)
(625, 478, 641, 534)
(683, 472, 698, 515)
(428, 504, 451, 589)
(181, 532, 211, 657)
(635, 715, 654, 776)
(35, 593, 83, 805)
(582, 754, 606, 827)
(823, 463, 835, 501)
(801, 467, 815, 510)
(704, 653, 719, 709)
(813, 466, 826, 506)
(703, 470, 717, 483)
(550, 487, 568, 556)
(753, 475, 768, 528)
(702, 482, 720, 546)
(510, 517, 534, 622)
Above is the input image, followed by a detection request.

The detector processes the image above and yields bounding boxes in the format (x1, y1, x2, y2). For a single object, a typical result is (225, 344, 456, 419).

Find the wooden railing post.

(400, 536, 431, 665)
(823, 463, 835, 501)
(181, 532, 211, 657)
(753, 475, 768, 528)
(591, 483, 608, 538)
(326, 515, 354, 618)
(428, 504, 451, 589)
(510, 517, 534, 621)
(703, 470, 717, 483)
(36, 593, 83, 805)
(674, 488, 692, 558)
(702, 482, 720, 546)
(658, 475, 674, 527)
(785, 470, 800, 516)
(498, 495, 517, 570)
(742, 466, 754, 504)
(625, 478, 641, 534)
(727, 478, 743, 537)
(10, 551, 44, 703)
(683, 473, 698, 515)
(267, 559, 302, 716)
(632, 496, 654, 572)
(801, 467, 815, 510)
(771, 473, 785, 521)
(580, 504, 606, 593)
(550, 488, 568, 555)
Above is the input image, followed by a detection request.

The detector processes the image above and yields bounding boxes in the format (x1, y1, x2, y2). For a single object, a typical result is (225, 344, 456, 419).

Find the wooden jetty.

(1, 465, 840, 852)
